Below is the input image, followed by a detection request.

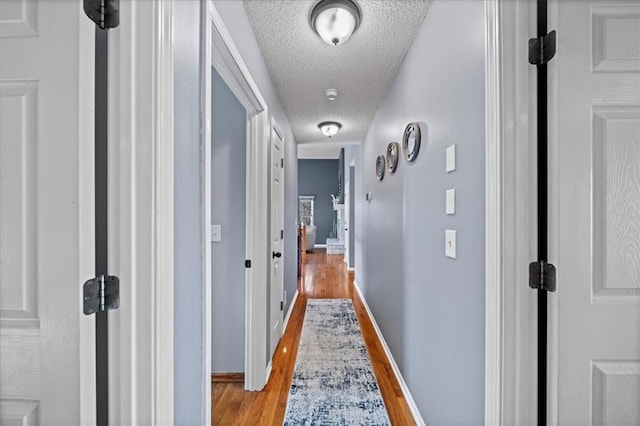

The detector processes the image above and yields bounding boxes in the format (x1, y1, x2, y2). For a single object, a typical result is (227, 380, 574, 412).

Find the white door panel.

(549, 1, 640, 424)
(269, 123, 285, 359)
(0, 1, 95, 424)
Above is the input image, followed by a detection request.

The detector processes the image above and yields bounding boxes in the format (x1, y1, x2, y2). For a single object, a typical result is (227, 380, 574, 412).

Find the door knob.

(272, 251, 282, 259)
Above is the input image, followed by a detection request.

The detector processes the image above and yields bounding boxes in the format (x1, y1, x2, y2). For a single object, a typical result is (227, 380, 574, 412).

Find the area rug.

(283, 299, 391, 425)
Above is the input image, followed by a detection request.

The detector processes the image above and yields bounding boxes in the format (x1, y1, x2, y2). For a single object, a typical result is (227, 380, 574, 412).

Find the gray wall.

(173, 1, 202, 424)
(298, 159, 340, 244)
(211, 68, 246, 372)
(353, 1, 486, 423)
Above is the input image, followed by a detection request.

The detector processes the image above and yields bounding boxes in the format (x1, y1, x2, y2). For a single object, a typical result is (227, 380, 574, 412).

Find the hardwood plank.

(212, 248, 415, 425)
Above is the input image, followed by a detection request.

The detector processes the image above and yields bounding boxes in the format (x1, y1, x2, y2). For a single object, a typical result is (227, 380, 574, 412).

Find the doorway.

(210, 68, 247, 377)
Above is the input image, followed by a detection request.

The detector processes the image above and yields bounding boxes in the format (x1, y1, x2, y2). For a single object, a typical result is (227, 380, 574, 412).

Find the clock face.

(375, 155, 385, 180)
(386, 142, 399, 173)
(403, 122, 421, 162)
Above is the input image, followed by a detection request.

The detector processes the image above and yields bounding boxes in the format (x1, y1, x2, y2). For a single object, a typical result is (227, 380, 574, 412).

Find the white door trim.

(108, 1, 174, 424)
(485, 1, 538, 424)
(484, 1, 503, 423)
(203, 7, 271, 425)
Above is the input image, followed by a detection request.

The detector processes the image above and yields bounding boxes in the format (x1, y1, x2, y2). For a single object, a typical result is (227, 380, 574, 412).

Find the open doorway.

(210, 68, 247, 380)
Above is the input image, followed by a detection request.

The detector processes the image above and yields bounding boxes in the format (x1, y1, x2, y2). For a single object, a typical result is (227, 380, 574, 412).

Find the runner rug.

(283, 299, 391, 425)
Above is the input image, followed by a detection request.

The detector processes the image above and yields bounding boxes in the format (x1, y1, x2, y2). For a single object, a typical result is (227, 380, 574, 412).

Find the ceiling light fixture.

(310, 0, 361, 46)
(318, 121, 342, 137)
(325, 88, 339, 101)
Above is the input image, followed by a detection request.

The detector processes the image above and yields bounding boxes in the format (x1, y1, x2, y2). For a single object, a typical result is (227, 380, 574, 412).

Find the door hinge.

(245, 259, 252, 268)
(84, 0, 119, 30)
(281, 229, 284, 239)
(280, 158, 284, 168)
(83, 275, 119, 315)
(280, 301, 284, 311)
(528, 30, 556, 66)
(529, 261, 557, 292)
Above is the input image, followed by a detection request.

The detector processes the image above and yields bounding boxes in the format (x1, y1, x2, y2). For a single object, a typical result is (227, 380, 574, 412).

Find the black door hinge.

(83, 275, 119, 315)
(245, 259, 252, 268)
(529, 30, 556, 66)
(84, 0, 120, 30)
(529, 261, 557, 292)
(280, 301, 284, 311)
(281, 229, 284, 239)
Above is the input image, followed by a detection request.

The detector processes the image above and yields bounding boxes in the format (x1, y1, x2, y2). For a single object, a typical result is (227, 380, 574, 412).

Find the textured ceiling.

(243, 0, 429, 146)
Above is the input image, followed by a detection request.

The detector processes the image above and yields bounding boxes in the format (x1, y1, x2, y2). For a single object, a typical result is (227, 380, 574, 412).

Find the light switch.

(446, 145, 456, 172)
(445, 230, 456, 258)
(446, 189, 456, 215)
(211, 225, 221, 242)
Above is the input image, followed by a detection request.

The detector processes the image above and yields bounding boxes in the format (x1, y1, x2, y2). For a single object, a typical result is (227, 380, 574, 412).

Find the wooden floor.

(212, 249, 415, 425)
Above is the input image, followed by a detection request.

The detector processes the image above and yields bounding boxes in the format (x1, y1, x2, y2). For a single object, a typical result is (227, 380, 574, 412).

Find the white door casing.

(548, 1, 640, 424)
(0, 1, 96, 424)
(203, 1, 271, 403)
(269, 120, 285, 359)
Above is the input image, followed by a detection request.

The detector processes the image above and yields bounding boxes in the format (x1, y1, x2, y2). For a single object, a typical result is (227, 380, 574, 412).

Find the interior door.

(0, 0, 96, 424)
(549, 1, 640, 424)
(269, 123, 285, 358)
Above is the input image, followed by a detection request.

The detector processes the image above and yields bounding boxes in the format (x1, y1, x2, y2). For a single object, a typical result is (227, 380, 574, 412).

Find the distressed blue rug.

(283, 299, 391, 425)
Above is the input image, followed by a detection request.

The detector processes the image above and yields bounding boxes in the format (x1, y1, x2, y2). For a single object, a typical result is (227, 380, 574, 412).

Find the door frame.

(107, 0, 175, 424)
(484, 0, 538, 424)
(202, 3, 271, 420)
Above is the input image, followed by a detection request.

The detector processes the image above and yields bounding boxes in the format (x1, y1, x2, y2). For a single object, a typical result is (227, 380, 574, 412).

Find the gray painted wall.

(298, 159, 340, 243)
(173, 2, 202, 424)
(211, 68, 247, 372)
(354, 1, 486, 423)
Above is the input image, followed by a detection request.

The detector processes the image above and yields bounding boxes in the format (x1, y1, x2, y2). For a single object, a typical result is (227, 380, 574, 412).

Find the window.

(298, 196, 315, 227)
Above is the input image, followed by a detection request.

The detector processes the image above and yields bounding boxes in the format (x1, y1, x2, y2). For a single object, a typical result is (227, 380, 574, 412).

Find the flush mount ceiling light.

(318, 121, 342, 137)
(310, 0, 361, 46)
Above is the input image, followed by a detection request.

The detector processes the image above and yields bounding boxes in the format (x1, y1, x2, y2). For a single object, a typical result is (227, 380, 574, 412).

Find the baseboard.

(211, 372, 244, 383)
(314, 243, 327, 248)
(353, 281, 426, 426)
(283, 290, 299, 332)
(265, 360, 272, 383)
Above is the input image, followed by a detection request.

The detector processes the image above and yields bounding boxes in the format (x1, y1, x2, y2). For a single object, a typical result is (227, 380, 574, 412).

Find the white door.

(0, 1, 96, 424)
(269, 123, 285, 358)
(549, 1, 640, 424)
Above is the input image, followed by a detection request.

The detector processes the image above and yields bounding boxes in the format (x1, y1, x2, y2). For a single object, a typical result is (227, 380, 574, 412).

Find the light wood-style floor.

(212, 249, 415, 425)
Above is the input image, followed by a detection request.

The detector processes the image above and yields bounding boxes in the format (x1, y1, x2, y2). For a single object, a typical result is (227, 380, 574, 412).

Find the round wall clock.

(386, 142, 400, 173)
(375, 155, 385, 180)
(402, 122, 421, 162)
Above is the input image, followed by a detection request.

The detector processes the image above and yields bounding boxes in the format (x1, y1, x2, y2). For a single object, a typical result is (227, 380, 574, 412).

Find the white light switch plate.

(446, 189, 456, 215)
(446, 145, 456, 172)
(211, 224, 221, 242)
(445, 229, 456, 258)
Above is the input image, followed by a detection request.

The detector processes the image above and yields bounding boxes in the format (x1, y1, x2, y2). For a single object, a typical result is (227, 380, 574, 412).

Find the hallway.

(212, 249, 414, 425)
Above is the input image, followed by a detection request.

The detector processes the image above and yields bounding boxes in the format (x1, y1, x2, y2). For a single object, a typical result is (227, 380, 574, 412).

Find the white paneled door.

(269, 123, 285, 360)
(549, 1, 640, 424)
(0, 1, 96, 424)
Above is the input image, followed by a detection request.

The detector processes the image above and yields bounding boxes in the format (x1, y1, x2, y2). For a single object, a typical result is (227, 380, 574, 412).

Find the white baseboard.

(265, 360, 272, 384)
(314, 244, 327, 248)
(353, 281, 426, 426)
(283, 290, 299, 331)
